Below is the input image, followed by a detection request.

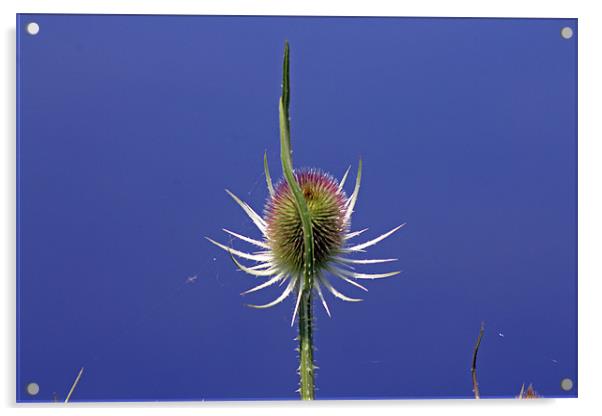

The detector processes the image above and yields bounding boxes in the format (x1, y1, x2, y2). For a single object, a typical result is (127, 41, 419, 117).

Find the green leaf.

(264, 152, 275, 197)
(282, 41, 290, 127)
(278, 42, 315, 288)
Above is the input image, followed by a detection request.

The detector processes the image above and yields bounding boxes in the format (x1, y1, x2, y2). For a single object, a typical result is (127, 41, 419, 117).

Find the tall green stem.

(278, 41, 316, 400)
(298, 291, 315, 400)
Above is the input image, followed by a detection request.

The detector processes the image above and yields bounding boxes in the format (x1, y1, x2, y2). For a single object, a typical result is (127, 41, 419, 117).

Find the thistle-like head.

(265, 169, 347, 276)
(207, 160, 403, 320)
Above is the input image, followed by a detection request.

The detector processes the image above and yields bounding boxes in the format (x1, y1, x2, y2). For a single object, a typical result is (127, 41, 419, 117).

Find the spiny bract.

(207, 161, 404, 325)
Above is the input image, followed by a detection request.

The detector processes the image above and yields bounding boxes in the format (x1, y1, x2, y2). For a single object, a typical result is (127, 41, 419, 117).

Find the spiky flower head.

(266, 169, 347, 276)
(207, 159, 404, 324)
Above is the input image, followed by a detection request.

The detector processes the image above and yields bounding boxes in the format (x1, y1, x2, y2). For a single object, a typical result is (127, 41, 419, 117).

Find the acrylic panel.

(16, 14, 577, 402)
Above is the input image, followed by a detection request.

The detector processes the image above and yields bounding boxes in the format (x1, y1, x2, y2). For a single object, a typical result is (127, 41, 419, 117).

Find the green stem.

(298, 290, 315, 400)
(278, 41, 316, 400)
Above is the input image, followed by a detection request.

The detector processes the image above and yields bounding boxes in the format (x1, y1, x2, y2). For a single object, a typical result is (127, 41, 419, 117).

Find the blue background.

(17, 15, 577, 402)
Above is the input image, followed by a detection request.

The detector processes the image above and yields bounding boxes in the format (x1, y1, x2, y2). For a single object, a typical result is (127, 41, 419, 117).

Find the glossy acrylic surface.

(16, 14, 577, 402)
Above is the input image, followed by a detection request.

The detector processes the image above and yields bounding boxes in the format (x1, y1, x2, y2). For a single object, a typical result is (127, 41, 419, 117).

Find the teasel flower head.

(266, 168, 348, 276)
(207, 157, 404, 324)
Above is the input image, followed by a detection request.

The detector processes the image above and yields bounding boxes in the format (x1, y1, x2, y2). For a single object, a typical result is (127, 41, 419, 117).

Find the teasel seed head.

(265, 169, 347, 276)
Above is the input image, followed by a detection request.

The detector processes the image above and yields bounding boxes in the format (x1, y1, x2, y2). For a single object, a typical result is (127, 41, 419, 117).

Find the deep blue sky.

(17, 15, 577, 402)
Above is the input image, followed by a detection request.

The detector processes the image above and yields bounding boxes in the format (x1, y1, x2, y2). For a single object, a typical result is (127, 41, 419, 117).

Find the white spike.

(225, 190, 267, 234)
(290, 278, 304, 326)
(338, 247, 366, 254)
(230, 255, 278, 277)
(222, 229, 270, 249)
(343, 161, 362, 224)
(206, 238, 271, 262)
(345, 224, 405, 252)
(333, 257, 397, 265)
(250, 250, 273, 256)
(338, 166, 351, 192)
(241, 273, 285, 295)
(327, 267, 369, 291)
(344, 228, 368, 240)
(246, 262, 273, 271)
(247, 276, 298, 309)
(333, 260, 355, 271)
(314, 280, 331, 317)
(349, 271, 401, 280)
(334, 267, 401, 280)
(319, 276, 363, 302)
